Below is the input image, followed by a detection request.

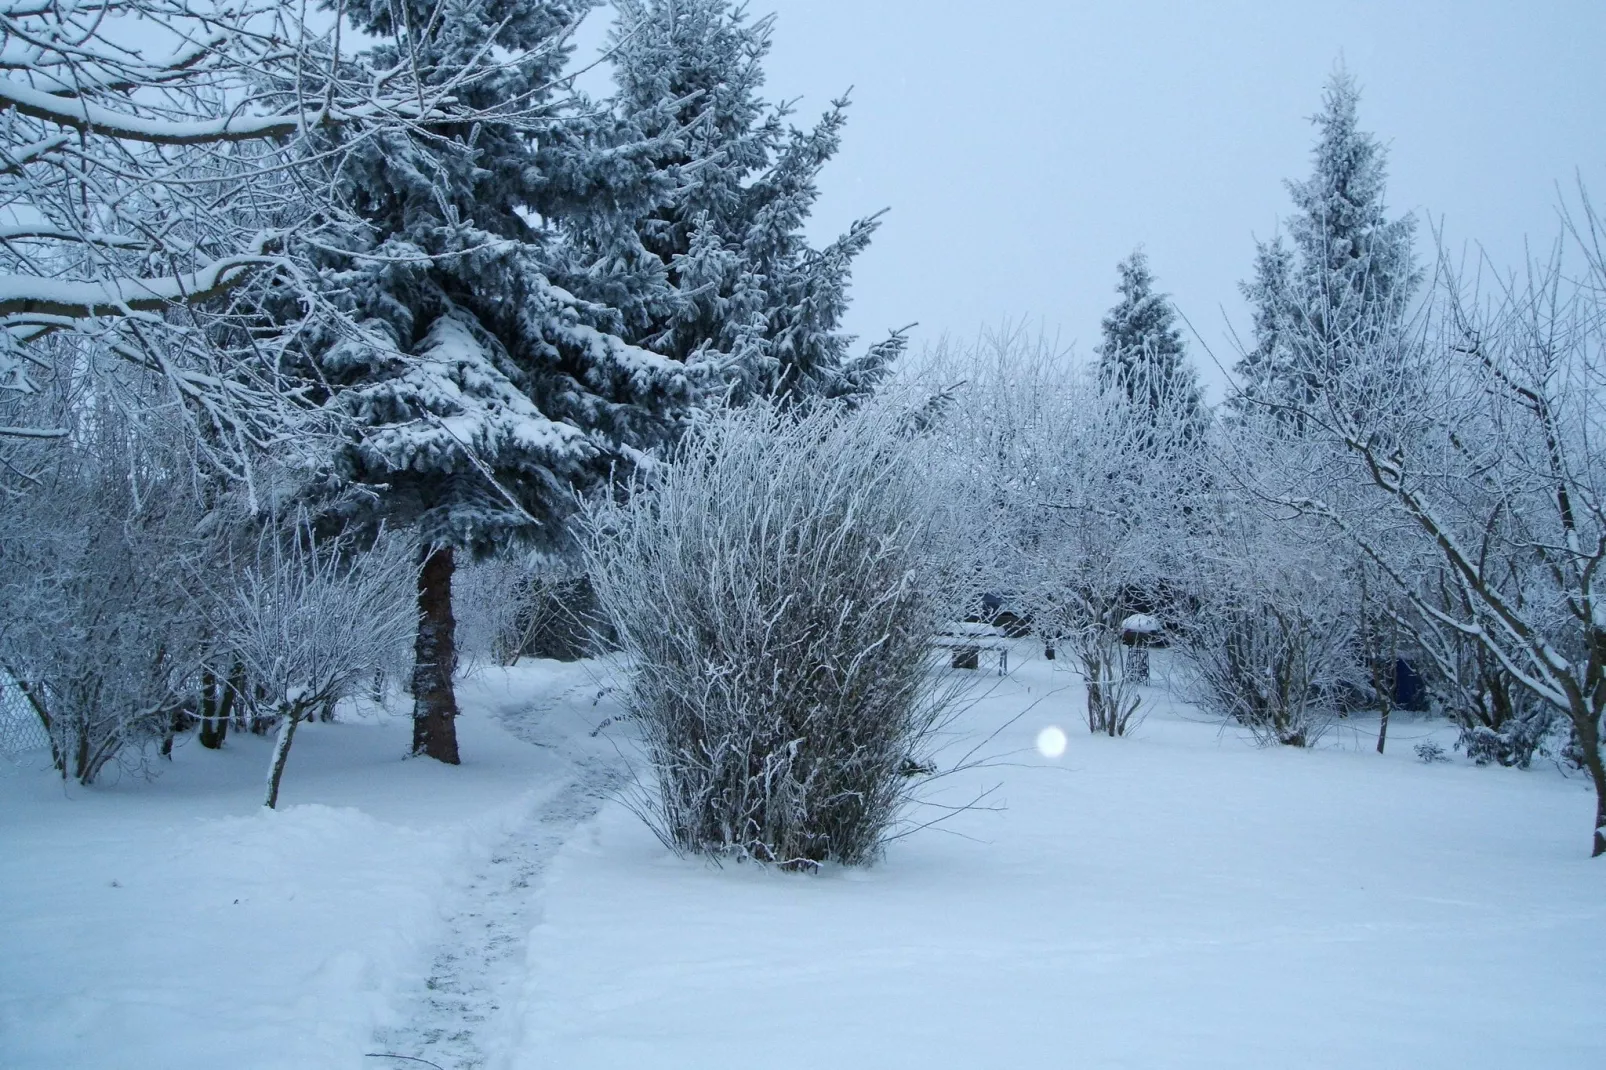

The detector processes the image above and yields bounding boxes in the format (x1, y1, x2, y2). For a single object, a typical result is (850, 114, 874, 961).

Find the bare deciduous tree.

(204, 516, 413, 808)
(0, 388, 204, 783)
(1269, 193, 1606, 855)
(930, 328, 1200, 736)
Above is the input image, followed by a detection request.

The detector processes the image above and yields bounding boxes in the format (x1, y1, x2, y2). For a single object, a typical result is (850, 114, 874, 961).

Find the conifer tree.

(1234, 69, 1420, 418)
(597, 0, 904, 403)
(301, 0, 692, 763)
(1095, 249, 1204, 444)
(1234, 236, 1297, 415)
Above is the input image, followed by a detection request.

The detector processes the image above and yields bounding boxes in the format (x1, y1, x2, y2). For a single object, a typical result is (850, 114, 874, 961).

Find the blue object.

(1393, 658, 1427, 712)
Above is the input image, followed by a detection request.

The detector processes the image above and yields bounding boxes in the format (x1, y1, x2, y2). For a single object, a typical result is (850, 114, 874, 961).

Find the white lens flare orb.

(1036, 725, 1068, 759)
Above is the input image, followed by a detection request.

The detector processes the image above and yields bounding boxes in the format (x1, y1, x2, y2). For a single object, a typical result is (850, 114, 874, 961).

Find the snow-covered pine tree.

(1094, 249, 1204, 444)
(301, 0, 692, 763)
(1234, 69, 1420, 420)
(1233, 236, 1297, 418)
(597, 0, 904, 404)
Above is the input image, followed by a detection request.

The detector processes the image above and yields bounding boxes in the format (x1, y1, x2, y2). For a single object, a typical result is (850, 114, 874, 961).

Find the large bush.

(583, 402, 955, 868)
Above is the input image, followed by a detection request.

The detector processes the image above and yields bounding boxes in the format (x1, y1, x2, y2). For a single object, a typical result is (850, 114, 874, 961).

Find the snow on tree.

(1094, 249, 1205, 445)
(0, 0, 567, 483)
(1234, 69, 1421, 419)
(1180, 426, 1362, 748)
(1233, 236, 1297, 418)
(929, 328, 1202, 736)
(1265, 190, 1606, 854)
(297, 0, 694, 763)
(0, 386, 205, 784)
(599, 0, 905, 403)
(203, 517, 413, 809)
(581, 399, 964, 867)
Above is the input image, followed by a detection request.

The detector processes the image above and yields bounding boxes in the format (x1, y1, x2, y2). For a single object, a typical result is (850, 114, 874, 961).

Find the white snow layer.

(3, 649, 1604, 1069)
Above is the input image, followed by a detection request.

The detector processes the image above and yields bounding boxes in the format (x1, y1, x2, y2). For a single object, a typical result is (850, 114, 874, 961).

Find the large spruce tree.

(1095, 249, 1204, 443)
(595, 0, 904, 403)
(1234, 69, 1420, 418)
(303, 0, 692, 762)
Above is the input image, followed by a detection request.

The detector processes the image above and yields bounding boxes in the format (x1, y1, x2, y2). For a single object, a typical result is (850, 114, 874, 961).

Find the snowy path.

(0, 660, 625, 1070)
(371, 667, 628, 1070)
(369, 774, 619, 1070)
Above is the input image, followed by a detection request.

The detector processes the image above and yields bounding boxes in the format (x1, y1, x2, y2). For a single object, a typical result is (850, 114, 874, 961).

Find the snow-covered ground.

(4, 648, 1604, 1068)
(0, 662, 624, 1070)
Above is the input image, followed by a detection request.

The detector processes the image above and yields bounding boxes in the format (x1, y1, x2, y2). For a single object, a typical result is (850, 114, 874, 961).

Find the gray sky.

(580, 1, 1605, 398)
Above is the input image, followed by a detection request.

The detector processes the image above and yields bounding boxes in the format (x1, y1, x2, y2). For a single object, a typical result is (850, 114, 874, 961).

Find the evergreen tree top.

(1097, 249, 1186, 372)
(1095, 249, 1204, 445)
(1284, 68, 1416, 289)
(1232, 68, 1422, 421)
(296, 0, 694, 560)
(594, 0, 902, 403)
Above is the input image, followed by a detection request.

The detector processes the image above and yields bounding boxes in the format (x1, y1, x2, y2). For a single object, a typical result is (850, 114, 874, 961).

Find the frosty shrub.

(205, 517, 414, 808)
(454, 556, 618, 667)
(1179, 486, 1357, 749)
(1433, 604, 1557, 769)
(0, 402, 204, 784)
(1182, 595, 1353, 748)
(1415, 740, 1450, 765)
(582, 402, 956, 868)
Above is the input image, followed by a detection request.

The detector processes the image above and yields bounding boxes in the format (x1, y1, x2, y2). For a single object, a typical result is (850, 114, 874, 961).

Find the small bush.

(1415, 740, 1450, 764)
(583, 402, 958, 869)
(1182, 596, 1354, 748)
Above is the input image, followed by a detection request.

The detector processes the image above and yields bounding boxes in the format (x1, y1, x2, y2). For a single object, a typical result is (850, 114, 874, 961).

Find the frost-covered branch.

(0, 0, 579, 466)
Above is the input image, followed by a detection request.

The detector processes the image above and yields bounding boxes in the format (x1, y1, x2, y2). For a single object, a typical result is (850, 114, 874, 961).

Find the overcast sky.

(580, 1, 1605, 399)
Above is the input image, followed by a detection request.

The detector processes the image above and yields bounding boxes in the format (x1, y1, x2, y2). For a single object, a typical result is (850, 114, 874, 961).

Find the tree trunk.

(1574, 709, 1606, 858)
(1585, 743, 1606, 859)
(263, 703, 303, 809)
(160, 711, 179, 759)
(1594, 773, 1606, 859)
(74, 723, 90, 784)
(1085, 656, 1107, 734)
(198, 669, 227, 750)
(1372, 652, 1394, 756)
(412, 544, 461, 764)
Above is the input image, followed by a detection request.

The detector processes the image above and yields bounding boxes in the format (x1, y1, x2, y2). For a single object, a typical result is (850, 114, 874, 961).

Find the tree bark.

(1593, 770, 1606, 859)
(198, 668, 227, 750)
(1376, 691, 1392, 755)
(197, 660, 242, 749)
(412, 544, 461, 764)
(263, 703, 302, 809)
(159, 710, 181, 759)
(1584, 745, 1606, 858)
(1574, 709, 1606, 858)
(1372, 642, 1395, 756)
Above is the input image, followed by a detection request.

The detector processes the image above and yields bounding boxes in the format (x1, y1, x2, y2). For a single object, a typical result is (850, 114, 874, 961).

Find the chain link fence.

(1, 670, 50, 761)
